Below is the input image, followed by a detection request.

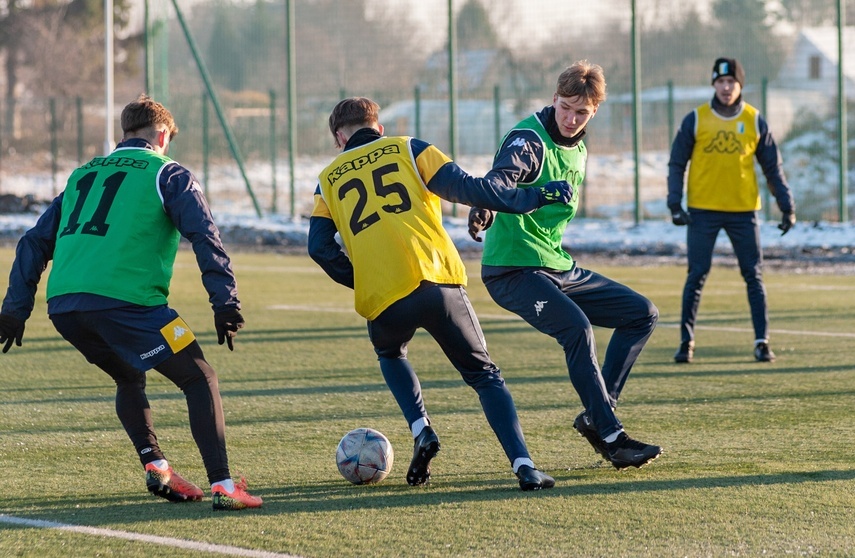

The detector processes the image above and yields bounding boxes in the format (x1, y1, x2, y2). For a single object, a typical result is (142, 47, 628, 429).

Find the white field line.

(0, 515, 301, 558)
(269, 305, 855, 338)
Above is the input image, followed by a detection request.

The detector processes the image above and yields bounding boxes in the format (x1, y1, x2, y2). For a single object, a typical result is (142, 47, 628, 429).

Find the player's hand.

(778, 212, 796, 236)
(0, 314, 25, 353)
(467, 207, 495, 242)
(214, 308, 244, 351)
(671, 207, 692, 226)
(537, 180, 574, 206)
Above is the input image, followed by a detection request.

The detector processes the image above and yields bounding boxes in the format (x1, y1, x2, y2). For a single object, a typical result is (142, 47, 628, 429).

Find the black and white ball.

(336, 427, 394, 484)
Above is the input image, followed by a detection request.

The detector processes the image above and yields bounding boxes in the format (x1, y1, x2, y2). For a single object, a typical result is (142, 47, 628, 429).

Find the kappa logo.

(703, 130, 743, 154)
(534, 300, 548, 316)
(173, 325, 187, 340)
(508, 137, 527, 149)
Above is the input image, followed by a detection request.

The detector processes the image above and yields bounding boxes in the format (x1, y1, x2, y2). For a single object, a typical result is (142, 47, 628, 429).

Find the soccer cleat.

(674, 341, 694, 363)
(754, 342, 776, 362)
(212, 478, 263, 511)
(573, 411, 610, 459)
(407, 425, 440, 486)
(515, 465, 555, 491)
(145, 463, 204, 503)
(606, 432, 662, 470)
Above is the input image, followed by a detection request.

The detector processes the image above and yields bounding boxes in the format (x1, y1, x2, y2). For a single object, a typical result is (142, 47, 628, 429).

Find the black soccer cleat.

(606, 432, 662, 470)
(407, 425, 440, 486)
(754, 342, 776, 362)
(573, 411, 609, 459)
(674, 341, 694, 363)
(515, 465, 555, 491)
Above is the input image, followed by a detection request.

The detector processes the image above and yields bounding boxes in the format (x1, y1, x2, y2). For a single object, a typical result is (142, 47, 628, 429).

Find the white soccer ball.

(336, 427, 394, 485)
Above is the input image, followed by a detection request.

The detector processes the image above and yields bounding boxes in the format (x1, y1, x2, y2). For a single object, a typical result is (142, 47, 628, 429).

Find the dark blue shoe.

(407, 426, 440, 486)
(515, 465, 555, 491)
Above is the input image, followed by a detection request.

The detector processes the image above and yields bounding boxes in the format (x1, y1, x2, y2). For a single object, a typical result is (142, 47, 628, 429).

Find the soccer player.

(0, 94, 262, 511)
(468, 60, 662, 469)
(308, 97, 573, 490)
(668, 57, 796, 363)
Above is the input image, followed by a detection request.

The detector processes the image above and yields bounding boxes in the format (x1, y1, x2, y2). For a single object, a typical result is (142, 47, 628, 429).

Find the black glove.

(670, 206, 692, 226)
(0, 313, 25, 353)
(214, 308, 244, 351)
(778, 212, 796, 236)
(537, 180, 574, 205)
(467, 207, 495, 242)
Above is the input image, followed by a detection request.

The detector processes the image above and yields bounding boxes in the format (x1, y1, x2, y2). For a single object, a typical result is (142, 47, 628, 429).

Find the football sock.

(411, 417, 430, 438)
(604, 430, 623, 444)
(149, 459, 168, 471)
(512, 458, 535, 474)
(212, 479, 235, 493)
(754, 339, 768, 347)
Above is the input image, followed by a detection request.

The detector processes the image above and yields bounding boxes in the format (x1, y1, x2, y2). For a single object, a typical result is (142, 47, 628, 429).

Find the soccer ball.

(336, 427, 394, 485)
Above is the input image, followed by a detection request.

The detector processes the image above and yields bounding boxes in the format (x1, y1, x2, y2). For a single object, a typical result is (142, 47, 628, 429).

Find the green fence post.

(414, 86, 421, 139)
(493, 84, 501, 148)
(76, 97, 84, 164)
(667, 80, 674, 145)
(761, 77, 770, 221)
(202, 93, 209, 199)
(270, 89, 278, 214)
(50, 98, 58, 196)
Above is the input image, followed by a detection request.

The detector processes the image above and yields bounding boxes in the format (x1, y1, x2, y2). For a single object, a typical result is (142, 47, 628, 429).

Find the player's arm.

(0, 193, 61, 352)
(755, 116, 795, 215)
(307, 186, 354, 289)
(1, 193, 61, 322)
(159, 163, 240, 313)
(414, 133, 569, 214)
(666, 111, 696, 212)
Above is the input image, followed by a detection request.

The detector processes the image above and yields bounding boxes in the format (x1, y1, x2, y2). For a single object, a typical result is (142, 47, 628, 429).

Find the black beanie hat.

(711, 57, 745, 86)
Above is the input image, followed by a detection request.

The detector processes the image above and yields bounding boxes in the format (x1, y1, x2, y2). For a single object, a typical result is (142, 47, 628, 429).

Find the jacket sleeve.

(415, 133, 546, 214)
(159, 163, 240, 313)
(667, 111, 696, 210)
(1, 194, 62, 321)
(307, 185, 354, 288)
(755, 116, 795, 214)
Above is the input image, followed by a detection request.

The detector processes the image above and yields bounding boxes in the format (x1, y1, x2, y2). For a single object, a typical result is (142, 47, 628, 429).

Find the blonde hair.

(556, 60, 607, 105)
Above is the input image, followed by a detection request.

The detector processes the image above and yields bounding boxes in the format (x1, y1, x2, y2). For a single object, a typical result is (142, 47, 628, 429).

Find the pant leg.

(566, 268, 658, 405)
(154, 341, 230, 484)
(724, 211, 768, 342)
(50, 312, 165, 465)
(366, 312, 425, 429)
(681, 210, 722, 343)
(369, 283, 531, 464)
(483, 268, 622, 440)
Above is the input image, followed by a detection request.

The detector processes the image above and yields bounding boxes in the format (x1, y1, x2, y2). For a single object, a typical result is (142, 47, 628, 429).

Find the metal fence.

(0, 0, 851, 222)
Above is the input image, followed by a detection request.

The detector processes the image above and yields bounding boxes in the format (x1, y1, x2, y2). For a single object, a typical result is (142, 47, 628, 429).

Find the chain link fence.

(0, 0, 851, 221)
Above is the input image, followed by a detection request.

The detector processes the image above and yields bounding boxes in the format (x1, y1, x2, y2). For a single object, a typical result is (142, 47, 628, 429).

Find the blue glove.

(0, 314, 25, 353)
(467, 207, 495, 242)
(537, 180, 573, 205)
(670, 206, 692, 226)
(214, 308, 244, 351)
(778, 212, 796, 236)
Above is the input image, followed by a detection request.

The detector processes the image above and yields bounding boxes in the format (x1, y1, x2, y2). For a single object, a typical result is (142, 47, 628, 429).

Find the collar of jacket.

(710, 93, 743, 117)
(539, 105, 586, 148)
(343, 127, 383, 150)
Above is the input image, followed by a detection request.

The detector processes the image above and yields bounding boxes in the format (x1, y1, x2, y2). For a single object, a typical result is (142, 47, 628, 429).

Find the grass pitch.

(0, 248, 853, 557)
